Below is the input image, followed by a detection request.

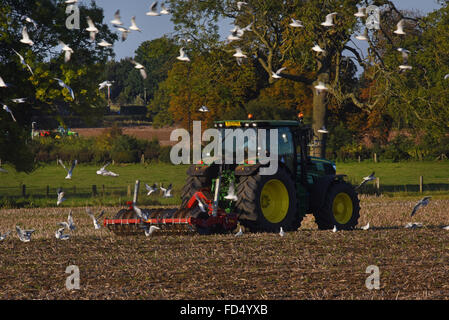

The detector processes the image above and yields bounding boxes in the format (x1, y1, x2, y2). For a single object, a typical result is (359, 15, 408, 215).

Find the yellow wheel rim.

(332, 193, 353, 224)
(260, 179, 289, 223)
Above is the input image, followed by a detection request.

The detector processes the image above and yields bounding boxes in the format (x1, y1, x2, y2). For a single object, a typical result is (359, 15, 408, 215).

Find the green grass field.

(1, 160, 449, 208)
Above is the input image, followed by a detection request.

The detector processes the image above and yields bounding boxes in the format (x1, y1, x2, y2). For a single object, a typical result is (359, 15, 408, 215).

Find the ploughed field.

(0, 196, 448, 300)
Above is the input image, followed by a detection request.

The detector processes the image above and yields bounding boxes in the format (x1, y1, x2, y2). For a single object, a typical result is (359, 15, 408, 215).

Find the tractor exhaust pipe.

(133, 180, 140, 205)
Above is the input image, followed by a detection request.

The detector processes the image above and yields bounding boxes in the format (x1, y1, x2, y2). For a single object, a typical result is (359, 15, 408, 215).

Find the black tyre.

(181, 176, 211, 208)
(235, 167, 302, 232)
(314, 181, 360, 230)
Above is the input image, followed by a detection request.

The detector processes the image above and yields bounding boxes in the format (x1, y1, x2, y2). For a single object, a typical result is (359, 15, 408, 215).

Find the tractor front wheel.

(314, 181, 360, 230)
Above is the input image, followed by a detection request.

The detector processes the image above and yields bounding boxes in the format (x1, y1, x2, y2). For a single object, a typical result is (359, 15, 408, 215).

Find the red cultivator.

(104, 190, 239, 235)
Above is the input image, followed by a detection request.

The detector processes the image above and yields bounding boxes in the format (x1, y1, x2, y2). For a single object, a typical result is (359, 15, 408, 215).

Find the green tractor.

(105, 119, 360, 235)
(180, 120, 360, 233)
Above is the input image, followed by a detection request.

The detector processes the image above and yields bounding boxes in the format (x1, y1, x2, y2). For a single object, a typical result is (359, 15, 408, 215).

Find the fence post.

(127, 185, 131, 197)
(141, 154, 145, 164)
(358, 155, 361, 163)
(374, 153, 377, 163)
(419, 176, 423, 193)
(375, 178, 380, 196)
(133, 180, 140, 204)
(92, 185, 97, 197)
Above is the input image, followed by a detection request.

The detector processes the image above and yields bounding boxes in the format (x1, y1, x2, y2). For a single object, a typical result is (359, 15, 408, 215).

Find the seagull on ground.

(321, 12, 337, 27)
(16, 226, 35, 242)
(332, 225, 338, 232)
(0, 231, 11, 241)
(411, 196, 431, 217)
(54, 78, 75, 100)
(131, 60, 147, 79)
(160, 183, 173, 198)
(59, 41, 74, 63)
(354, 7, 366, 18)
(59, 210, 76, 231)
(272, 67, 286, 79)
(279, 227, 285, 237)
(194, 193, 208, 213)
(356, 171, 376, 189)
(361, 222, 370, 230)
(110, 10, 123, 26)
(57, 188, 66, 206)
(405, 222, 423, 229)
(235, 227, 243, 237)
(145, 183, 158, 196)
(442, 225, 449, 230)
(394, 19, 405, 35)
(12, 49, 34, 75)
(20, 26, 34, 46)
(143, 225, 160, 237)
(177, 47, 190, 62)
(133, 205, 150, 221)
(146, 2, 160, 16)
(289, 19, 304, 28)
(224, 180, 238, 201)
(86, 208, 105, 230)
(129, 16, 142, 32)
(55, 227, 70, 240)
(86, 16, 99, 41)
(59, 159, 77, 179)
(2, 104, 17, 122)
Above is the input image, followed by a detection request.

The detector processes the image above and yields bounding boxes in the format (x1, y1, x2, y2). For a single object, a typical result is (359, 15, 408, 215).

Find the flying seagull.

(16, 226, 35, 242)
(133, 205, 150, 221)
(224, 180, 238, 201)
(59, 41, 74, 63)
(355, 29, 368, 41)
(22, 15, 38, 28)
(55, 227, 70, 240)
(57, 188, 66, 206)
(65, 0, 78, 4)
(86, 16, 99, 41)
(233, 48, 247, 59)
(394, 19, 405, 35)
(131, 60, 147, 79)
(198, 105, 209, 112)
(96, 162, 118, 177)
(194, 193, 208, 213)
(86, 208, 105, 230)
(110, 10, 123, 26)
(145, 183, 158, 196)
(160, 183, 173, 198)
(177, 47, 190, 62)
(20, 26, 34, 46)
(59, 210, 76, 231)
(272, 67, 286, 79)
(312, 43, 325, 53)
(321, 12, 337, 27)
(2, 104, 17, 122)
(317, 126, 329, 134)
(354, 7, 366, 18)
(314, 81, 328, 93)
(160, 3, 170, 15)
(143, 225, 160, 237)
(0, 231, 11, 241)
(116, 27, 130, 41)
(0, 76, 8, 88)
(356, 172, 376, 189)
(59, 159, 77, 179)
(146, 2, 160, 16)
(12, 49, 34, 75)
(98, 40, 112, 48)
(410, 196, 431, 217)
(129, 16, 142, 32)
(235, 227, 243, 237)
(98, 81, 112, 90)
(11, 98, 27, 104)
(289, 18, 304, 28)
(237, 1, 248, 10)
(54, 78, 75, 100)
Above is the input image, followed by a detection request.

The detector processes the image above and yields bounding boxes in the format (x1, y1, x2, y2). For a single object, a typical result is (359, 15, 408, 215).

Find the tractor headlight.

(245, 123, 250, 127)
(332, 163, 337, 171)
(252, 123, 257, 127)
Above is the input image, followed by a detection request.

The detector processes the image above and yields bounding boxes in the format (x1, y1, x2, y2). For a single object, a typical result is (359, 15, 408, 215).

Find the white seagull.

(177, 47, 190, 62)
(2, 104, 17, 122)
(143, 225, 160, 237)
(237, 1, 248, 10)
(289, 19, 304, 28)
(224, 180, 238, 201)
(146, 2, 160, 16)
(86, 208, 105, 230)
(160, 3, 170, 15)
(199, 105, 209, 112)
(16, 226, 35, 242)
(133, 205, 150, 221)
(57, 188, 66, 206)
(332, 225, 338, 232)
(235, 227, 243, 237)
(59, 210, 76, 231)
(444, 74, 449, 80)
(131, 60, 147, 79)
(22, 15, 38, 28)
(0, 231, 11, 241)
(356, 172, 376, 189)
(321, 12, 337, 27)
(55, 227, 70, 240)
(314, 81, 328, 93)
(410, 196, 431, 217)
(233, 48, 247, 59)
(11, 98, 27, 104)
(317, 126, 329, 134)
(116, 27, 130, 41)
(361, 222, 370, 230)
(272, 67, 286, 79)
(145, 183, 158, 196)
(129, 16, 142, 32)
(312, 43, 325, 53)
(279, 227, 285, 237)
(86, 16, 99, 41)
(20, 26, 34, 46)
(59, 41, 74, 63)
(54, 78, 75, 100)
(0, 76, 8, 88)
(59, 159, 77, 179)
(12, 49, 34, 75)
(110, 10, 123, 26)
(160, 183, 173, 198)
(355, 29, 368, 41)
(354, 7, 366, 18)
(394, 19, 406, 35)
(98, 40, 112, 48)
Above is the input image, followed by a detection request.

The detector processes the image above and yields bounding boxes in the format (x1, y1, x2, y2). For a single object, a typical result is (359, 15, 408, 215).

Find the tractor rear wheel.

(235, 167, 302, 233)
(314, 181, 360, 230)
(181, 176, 211, 208)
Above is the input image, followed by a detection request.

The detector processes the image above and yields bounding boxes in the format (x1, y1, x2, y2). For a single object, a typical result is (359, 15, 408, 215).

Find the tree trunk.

(311, 74, 329, 159)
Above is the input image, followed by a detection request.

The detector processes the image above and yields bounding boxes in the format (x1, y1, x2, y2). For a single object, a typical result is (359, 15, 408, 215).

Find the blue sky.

(84, 0, 443, 60)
